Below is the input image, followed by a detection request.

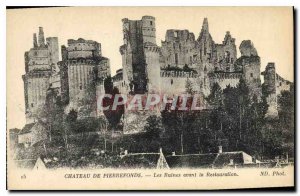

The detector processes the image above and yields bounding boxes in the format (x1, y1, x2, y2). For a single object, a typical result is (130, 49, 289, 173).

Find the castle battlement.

(142, 15, 155, 20)
(66, 59, 100, 65)
(67, 38, 99, 45)
(208, 72, 243, 79)
(144, 43, 160, 52)
(160, 70, 197, 78)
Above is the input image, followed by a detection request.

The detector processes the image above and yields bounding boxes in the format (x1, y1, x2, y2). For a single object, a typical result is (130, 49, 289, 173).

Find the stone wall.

(112, 69, 128, 94)
(208, 72, 242, 89)
(161, 29, 198, 68)
(97, 57, 111, 79)
(46, 37, 60, 70)
(23, 71, 51, 122)
(276, 73, 292, 96)
(214, 31, 237, 72)
(160, 70, 198, 95)
(68, 60, 95, 105)
(67, 38, 101, 59)
(144, 43, 161, 93)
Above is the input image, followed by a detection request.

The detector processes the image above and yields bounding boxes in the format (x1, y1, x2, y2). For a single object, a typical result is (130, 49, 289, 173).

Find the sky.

(7, 7, 294, 129)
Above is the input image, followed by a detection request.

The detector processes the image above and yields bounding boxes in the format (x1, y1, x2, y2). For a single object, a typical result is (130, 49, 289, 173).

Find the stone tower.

(38, 27, 45, 47)
(144, 43, 161, 93)
(58, 38, 110, 113)
(261, 62, 278, 118)
(236, 40, 262, 100)
(46, 37, 60, 71)
(22, 27, 58, 123)
(119, 16, 162, 134)
(119, 16, 156, 94)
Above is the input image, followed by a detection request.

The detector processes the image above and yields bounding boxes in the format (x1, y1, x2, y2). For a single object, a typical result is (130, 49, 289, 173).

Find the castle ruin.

(21, 16, 293, 139)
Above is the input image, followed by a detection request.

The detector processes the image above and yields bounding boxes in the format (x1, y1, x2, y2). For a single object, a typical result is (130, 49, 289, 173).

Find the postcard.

(7, 6, 294, 190)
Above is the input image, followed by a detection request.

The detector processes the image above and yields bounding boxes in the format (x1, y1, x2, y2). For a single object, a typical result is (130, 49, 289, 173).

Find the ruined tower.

(214, 31, 237, 72)
(161, 29, 197, 69)
(46, 37, 60, 71)
(38, 27, 45, 47)
(58, 38, 110, 114)
(22, 27, 58, 123)
(119, 16, 157, 94)
(119, 16, 162, 134)
(235, 40, 262, 100)
(261, 63, 278, 118)
(197, 18, 215, 72)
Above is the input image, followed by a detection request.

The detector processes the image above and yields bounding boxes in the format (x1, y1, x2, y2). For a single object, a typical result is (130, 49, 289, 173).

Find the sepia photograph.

(6, 6, 294, 190)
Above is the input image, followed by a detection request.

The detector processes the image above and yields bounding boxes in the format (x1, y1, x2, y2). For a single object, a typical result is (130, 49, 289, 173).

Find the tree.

(277, 84, 295, 157)
(222, 79, 253, 151)
(207, 82, 223, 107)
(102, 76, 124, 128)
(144, 116, 163, 140)
(185, 78, 195, 95)
(143, 115, 163, 152)
(45, 89, 64, 142)
(236, 78, 251, 140)
(278, 89, 294, 130)
(61, 109, 77, 150)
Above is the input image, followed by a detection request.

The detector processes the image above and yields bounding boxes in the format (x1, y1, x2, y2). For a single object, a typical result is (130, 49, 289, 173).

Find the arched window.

(171, 79, 173, 85)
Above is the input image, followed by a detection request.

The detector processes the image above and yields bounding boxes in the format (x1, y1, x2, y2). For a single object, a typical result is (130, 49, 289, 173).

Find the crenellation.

(160, 70, 197, 78)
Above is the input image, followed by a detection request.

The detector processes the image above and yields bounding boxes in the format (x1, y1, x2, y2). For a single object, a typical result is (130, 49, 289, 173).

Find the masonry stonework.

(261, 63, 292, 119)
(58, 38, 110, 113)
(22, 16, 293, 137)
(23, 27, 58, 124)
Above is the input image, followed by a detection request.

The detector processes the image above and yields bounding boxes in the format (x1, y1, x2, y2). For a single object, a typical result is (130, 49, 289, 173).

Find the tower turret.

(141, 16, 156, 44)
(238, 40, 262, 100)
(197, 18, 215, 72)
(38, 27, 45, 46)
(202, 18, 209, 33)
(261, 62, 278, 119)
(33, 33, 38, 48)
